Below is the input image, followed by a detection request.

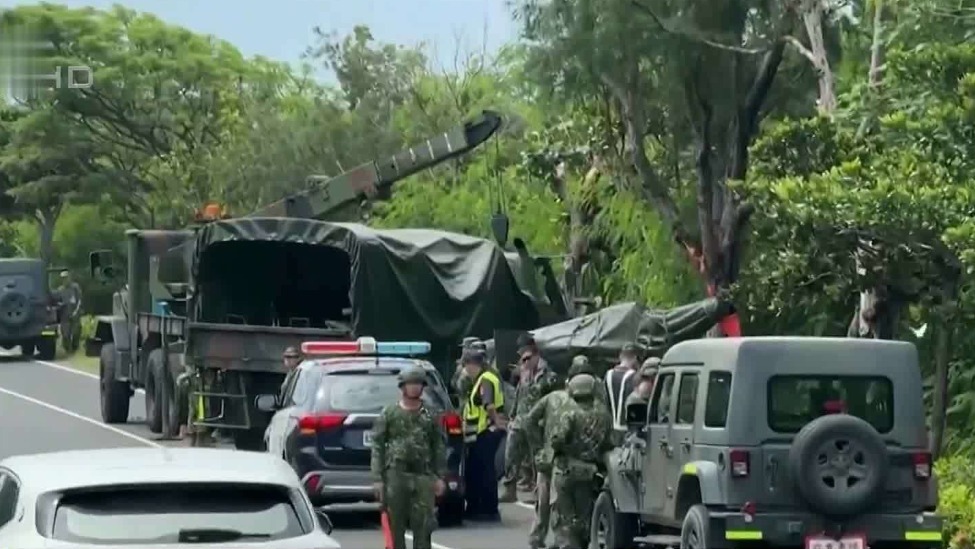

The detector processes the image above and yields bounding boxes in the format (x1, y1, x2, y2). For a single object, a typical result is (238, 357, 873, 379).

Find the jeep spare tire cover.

(788, 414, 888, 517)
(0, 291, 31, 327)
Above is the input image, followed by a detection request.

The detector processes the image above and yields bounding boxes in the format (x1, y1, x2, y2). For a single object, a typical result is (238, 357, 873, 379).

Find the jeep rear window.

(767, 375, 893, 433)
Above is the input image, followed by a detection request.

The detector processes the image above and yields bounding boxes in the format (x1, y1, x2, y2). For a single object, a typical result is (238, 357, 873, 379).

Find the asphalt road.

(0, 354, 539, 549)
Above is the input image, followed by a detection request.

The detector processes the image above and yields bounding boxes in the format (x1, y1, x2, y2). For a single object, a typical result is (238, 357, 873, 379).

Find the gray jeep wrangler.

(0, 258, 59, 360)
(594, 336, 942, 549)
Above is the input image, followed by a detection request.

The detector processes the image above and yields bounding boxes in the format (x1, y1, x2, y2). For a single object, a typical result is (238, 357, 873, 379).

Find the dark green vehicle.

(84, 111, 574, 450)
(0, 258, 59, 360)
(596, 336, 942, 549)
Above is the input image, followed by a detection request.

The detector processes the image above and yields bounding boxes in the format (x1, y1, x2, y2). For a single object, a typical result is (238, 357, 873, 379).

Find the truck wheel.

(680, 504, 711, 549)
(145, 349, 164, 433)
(35, 336, 56, 360)
(789, 414, 887, 517)
(19, 341, 35, 357)
(234, 429, 265, 451)
(162, 370, 182, 439)
(99, 343, 130, 424)
(591, 491, 638, 549)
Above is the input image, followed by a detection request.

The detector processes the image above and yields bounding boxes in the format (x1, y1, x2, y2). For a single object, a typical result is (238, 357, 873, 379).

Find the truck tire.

(99, 343, 130, 424)
(591, 491, 638, 549)
(162, 368, 182, 439)
(680, 504, 711, 549)
(35, 336, 56, 361)
(789, 414, 888, 517)
(145, 349, 164, 433)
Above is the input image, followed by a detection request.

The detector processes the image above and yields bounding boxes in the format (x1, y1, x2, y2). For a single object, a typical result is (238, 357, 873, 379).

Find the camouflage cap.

(469, 340, 487, 352)
(639, 357, 660, 379)
(462, 349, 486, 365)
(283, 346, 301, 358)
(567, 355, 594, 378)
(567, 373, 597, 400)
(398, 366, 427, 386)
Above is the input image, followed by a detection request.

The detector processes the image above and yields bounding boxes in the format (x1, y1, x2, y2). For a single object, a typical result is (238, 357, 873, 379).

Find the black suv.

(595, 337, 942, 549)
(259, 351, 465, 526)
(0, 258, 59, 360)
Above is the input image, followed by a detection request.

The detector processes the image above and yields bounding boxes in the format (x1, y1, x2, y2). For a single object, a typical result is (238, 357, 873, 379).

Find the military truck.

(85, 111, 572, 449)
(0, 258, 60, 359)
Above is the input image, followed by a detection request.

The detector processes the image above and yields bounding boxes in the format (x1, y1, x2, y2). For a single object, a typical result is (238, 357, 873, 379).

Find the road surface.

(0, 354, 539, 549)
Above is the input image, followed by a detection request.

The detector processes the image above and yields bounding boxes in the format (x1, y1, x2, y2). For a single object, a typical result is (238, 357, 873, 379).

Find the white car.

(0, 447, 341, 548)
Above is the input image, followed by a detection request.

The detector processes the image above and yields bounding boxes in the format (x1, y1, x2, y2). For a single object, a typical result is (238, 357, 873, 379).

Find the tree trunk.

(929, 316, 950, 459)
(786, 0, 837, 116)
(35, 208, 60, 270)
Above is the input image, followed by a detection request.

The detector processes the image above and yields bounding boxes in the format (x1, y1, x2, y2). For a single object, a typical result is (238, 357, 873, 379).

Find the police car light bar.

(301, 337, 431, 356)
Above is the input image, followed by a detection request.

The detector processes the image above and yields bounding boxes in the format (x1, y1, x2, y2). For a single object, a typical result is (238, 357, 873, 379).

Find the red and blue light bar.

(301, 336, 431, 356)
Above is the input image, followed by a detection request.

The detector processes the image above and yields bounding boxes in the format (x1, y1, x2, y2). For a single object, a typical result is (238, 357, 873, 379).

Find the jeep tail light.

(912, 451, 932, 480)
(441, 412, 463, 435)
(298, 413, 347, 434)
(729, 449, 750, 477)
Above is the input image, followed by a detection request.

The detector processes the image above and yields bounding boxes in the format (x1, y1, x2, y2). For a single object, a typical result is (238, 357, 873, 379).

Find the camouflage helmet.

(567, 355, 594, 378)
(398, 367, 427, 387)
(567, 373, 597, 400)
(639, 357, 660, 379)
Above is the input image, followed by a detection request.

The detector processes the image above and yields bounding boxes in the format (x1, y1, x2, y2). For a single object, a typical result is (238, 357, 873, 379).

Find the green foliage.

(936, 456, 975, 548)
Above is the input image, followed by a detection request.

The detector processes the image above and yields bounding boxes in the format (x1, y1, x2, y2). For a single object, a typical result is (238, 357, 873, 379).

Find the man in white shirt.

(604, 342, 641, 437)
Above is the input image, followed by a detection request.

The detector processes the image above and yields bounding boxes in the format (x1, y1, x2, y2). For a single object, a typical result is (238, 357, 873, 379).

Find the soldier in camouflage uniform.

(501, 334, 559, 503)
(549, 374, 613, 549)
(370, 367, 447, 549)
(624, 357, 659, 408)
(520, 355, 592, 549)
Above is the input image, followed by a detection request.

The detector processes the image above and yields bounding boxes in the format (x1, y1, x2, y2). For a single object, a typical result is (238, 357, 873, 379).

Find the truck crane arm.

(247, 110, 503, 219)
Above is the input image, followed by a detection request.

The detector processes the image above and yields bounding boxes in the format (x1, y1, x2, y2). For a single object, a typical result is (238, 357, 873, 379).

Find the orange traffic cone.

(381, 510, 393, 549)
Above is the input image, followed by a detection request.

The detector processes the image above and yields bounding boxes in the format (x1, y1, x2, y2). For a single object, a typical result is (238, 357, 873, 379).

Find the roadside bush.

(936, 456, 975, 549)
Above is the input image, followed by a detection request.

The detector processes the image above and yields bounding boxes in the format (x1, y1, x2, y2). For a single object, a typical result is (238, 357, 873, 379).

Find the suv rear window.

(314, 369, 448, 414)
(50, 483, 305, 544)
(768, 375, 894, 434)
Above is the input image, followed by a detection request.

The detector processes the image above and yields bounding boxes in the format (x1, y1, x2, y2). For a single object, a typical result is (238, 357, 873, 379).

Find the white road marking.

(0, 385, 161, 447)
(34, 359, 146, 394)
(27, 359, 461, 549)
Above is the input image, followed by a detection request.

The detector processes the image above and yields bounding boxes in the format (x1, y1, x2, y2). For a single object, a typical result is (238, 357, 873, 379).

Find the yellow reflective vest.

(463, 370, 504, 439)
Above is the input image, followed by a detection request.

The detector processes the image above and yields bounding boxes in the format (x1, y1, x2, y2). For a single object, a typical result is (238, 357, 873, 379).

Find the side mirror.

(314, 508, 333, 534)
(89, 250, 114, 282)
(255, 394, 278, 412)
(625, 402, 648, 428)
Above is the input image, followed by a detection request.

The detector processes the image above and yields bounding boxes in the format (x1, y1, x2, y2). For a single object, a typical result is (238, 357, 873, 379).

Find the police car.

(258, 337, 466, 526)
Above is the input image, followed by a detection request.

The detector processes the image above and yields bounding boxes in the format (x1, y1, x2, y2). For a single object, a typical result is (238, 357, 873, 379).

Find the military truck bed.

(184, 321, 351, 372)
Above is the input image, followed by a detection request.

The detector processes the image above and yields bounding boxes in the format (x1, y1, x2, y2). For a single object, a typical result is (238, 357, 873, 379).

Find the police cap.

(566, 374, 597, 400)
(462, 349, 486, 365)
(398, 367, 427, 386)
(460, 337, 479, 348)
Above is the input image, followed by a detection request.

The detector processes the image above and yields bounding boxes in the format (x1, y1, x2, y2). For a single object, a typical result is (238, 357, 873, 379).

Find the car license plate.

(805, 535, 865, 549)
(362, 431, 374, 447)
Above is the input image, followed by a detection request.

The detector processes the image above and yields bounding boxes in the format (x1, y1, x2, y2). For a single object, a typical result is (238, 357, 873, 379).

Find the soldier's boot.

(499, 480, 518, 503)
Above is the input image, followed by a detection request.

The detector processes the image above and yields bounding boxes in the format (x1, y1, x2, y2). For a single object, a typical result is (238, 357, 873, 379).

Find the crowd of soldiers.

(369, 332, 659, 549)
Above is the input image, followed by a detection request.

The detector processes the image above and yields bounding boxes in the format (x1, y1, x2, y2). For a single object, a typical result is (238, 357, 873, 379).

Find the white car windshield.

(50, 483, 306, 545)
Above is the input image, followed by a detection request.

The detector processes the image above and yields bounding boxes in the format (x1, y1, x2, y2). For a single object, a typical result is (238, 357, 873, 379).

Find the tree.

(511, 0, 823, 328)
(0, 105, 103, 266)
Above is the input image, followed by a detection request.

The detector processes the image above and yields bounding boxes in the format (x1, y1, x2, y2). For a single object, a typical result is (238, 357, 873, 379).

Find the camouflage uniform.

(520, 355, 590, 549)
(370, 368, 448, 549)
(503, 357, 559, 500)
(550, 374, 613, 549)
(623, 358, 659, 409)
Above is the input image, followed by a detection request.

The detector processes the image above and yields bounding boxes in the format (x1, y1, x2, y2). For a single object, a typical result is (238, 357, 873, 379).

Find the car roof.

(664, 336, 917, 374)
(0, 448, 301, 494)
(300, 356, 439, 374)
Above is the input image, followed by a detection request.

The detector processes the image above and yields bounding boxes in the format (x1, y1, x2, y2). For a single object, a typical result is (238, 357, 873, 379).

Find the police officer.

(370, 367, 447, 549)
(461, 348, 504, 522)
(550, 374, 613, 549)
(452, 337, 482, 395)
